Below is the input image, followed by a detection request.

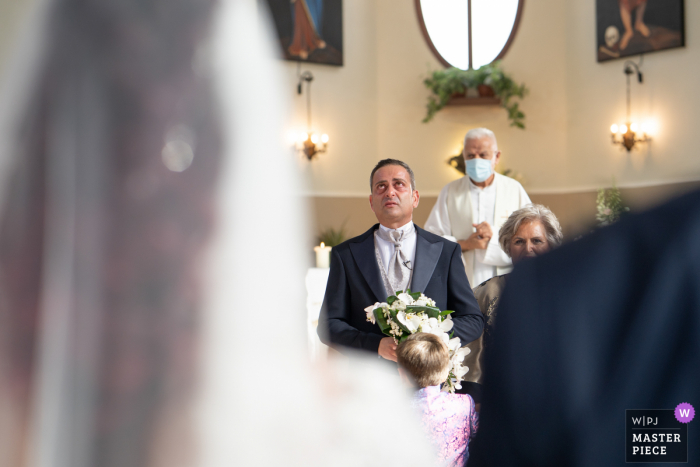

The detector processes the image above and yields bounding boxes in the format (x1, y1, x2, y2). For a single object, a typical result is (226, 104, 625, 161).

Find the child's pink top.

(412, 385, 479, 467)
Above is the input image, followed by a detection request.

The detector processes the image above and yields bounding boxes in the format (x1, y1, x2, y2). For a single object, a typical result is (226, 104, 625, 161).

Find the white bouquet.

(365, 289, 471, 393)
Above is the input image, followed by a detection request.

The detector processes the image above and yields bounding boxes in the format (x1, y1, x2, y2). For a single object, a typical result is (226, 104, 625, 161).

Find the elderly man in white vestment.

(424, 128, 531, 288)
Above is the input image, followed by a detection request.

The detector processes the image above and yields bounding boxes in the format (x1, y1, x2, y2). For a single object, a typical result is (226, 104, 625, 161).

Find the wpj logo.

(626, 409, 689, 463)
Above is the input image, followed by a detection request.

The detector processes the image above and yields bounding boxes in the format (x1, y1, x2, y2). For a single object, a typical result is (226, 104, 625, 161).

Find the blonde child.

(397, 333, 478, 467)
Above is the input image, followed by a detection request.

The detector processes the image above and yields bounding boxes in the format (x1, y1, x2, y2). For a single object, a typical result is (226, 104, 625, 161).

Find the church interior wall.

(296, 0, 700, 243)
(309, 178, 700, 243)
(565, 0, 700, 192)
(286, 0, 380, 197)
(2, 0, 699, 243)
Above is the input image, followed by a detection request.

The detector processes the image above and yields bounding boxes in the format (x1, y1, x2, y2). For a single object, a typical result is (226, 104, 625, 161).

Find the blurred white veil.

(0, 0, 435, 466)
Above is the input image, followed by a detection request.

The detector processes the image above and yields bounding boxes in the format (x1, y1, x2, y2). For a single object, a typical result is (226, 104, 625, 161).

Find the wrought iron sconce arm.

(294, 68, 328, 160)
(610, 57, 652, 152)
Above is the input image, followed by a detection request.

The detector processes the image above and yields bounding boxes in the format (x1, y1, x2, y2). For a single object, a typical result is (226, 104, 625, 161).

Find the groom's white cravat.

(374, 221, 417, 295)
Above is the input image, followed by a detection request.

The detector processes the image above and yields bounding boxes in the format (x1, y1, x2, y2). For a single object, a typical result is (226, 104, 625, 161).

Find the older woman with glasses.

(460, 204, 563, 402)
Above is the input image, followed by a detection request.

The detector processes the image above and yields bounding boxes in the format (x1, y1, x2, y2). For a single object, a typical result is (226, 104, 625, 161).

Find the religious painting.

(265, 0, 343, 66)
(596, 0, 685, 62)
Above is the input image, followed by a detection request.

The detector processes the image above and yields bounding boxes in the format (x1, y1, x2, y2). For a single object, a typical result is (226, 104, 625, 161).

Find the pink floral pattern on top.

(412, 385, 478, 467)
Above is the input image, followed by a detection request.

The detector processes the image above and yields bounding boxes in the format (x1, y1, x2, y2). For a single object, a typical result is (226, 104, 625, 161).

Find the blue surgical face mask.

(466, 158, 493, 182)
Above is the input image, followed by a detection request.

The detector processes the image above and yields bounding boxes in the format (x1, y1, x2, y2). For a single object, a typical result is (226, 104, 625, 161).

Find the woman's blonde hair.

(396, 333, 449, 388)
(499, 204, 563, 257)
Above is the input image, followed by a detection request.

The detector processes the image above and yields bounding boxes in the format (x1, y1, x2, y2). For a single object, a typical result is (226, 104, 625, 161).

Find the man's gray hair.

(499, 204, 563, 257)
(369, 159, 416, 191)
(463, 127, 498, 149)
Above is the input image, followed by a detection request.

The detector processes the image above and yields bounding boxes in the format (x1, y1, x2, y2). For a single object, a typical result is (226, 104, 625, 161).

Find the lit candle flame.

(320, 242, 325, 248)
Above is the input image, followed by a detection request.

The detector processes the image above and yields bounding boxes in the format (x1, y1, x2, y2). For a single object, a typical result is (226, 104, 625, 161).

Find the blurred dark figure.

(0, 0, 220, 466)
(470, 190, 700, 466)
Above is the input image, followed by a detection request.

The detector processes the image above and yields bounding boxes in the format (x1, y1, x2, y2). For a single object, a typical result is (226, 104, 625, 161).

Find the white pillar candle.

(314, 242, 332, 268)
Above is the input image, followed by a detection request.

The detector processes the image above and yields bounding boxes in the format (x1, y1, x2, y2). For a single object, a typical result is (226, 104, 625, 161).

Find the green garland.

(422, 61, 527, 128)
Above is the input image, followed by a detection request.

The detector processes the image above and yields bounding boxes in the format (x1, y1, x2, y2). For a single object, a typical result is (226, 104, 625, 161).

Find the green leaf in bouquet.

(409, 291, 421, 300)
(398, 334, 411, 344)
(406, 305, 440, 319)
(449, 331, 454, 338)
(374, 309, 392, 336)
(439, 309, 455, 317)
(386, 295, 397, 305)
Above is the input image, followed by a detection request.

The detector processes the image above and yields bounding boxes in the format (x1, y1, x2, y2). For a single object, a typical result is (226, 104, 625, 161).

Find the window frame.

(414, 0, 525, 70)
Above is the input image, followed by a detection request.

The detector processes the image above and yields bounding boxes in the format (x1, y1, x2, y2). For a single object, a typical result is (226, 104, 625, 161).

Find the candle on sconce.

(314, 242, 332, 268)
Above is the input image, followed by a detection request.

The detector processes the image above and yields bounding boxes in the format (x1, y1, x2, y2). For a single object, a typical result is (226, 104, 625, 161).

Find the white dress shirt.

(425, 177, 531, 286)
(375, 221, 417, 274)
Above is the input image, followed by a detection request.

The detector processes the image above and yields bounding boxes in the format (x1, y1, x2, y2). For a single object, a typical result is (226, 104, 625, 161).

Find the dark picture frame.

(265, 0, 343, 66)
(596, 0, 684, 62)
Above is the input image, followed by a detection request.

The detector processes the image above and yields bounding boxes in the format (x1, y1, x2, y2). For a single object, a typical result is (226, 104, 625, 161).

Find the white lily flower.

(447, 337, 461, 352)
(454, 346, 471, 360)
(395, 310, 411, 330)
(364, 303, 380, 324)
(414, 298, 428, 306)
(423, 322, 441, 336)
(397, 292, 414, 306)
(439, 315, 454, 333)
(453, 364, 469, 379)
(406, 314, 422, 332)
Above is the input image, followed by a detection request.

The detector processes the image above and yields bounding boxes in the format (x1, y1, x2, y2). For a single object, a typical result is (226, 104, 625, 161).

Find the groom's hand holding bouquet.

(365, 289, 471, 393)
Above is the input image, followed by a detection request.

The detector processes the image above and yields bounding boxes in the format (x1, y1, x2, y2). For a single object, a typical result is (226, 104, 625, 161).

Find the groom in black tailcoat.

(318, 159, 483, 361)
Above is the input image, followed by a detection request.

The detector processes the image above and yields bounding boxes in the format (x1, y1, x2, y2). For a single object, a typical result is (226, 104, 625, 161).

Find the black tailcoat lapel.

(349, 226, 387, 302)
(411, 226, 443, 293)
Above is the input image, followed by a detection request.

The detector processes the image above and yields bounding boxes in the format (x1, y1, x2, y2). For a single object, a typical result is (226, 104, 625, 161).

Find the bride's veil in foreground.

(0, 1, 435, 466)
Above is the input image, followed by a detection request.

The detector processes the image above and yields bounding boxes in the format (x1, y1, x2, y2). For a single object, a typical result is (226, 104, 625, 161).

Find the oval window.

(416, 0, 524, 70)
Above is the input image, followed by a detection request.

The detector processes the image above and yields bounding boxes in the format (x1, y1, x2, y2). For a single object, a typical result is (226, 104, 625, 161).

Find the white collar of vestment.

(468, 175, 496, 193)
(379, 220, 414, 234)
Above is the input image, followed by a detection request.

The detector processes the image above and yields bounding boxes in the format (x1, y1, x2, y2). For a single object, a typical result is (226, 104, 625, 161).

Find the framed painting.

(265, 0, 343, 66)
(597, 0, 685, 62)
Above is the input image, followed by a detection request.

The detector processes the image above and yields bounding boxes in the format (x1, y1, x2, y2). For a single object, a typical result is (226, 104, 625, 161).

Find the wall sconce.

(295, 131, 329, 160)
(295, 70, 329, 160)
(447, 154, 466, 174)
(610, 60, 651, 152)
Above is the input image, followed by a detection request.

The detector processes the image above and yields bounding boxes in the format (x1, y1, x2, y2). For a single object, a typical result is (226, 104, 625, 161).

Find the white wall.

(284, 0, 700, 197)
(286, 0, 570, 196)
(564, 0, 700, 192)
(282, 0, 379, 196)
(375, 0, 569, 195)
(3, 0, 697, 197)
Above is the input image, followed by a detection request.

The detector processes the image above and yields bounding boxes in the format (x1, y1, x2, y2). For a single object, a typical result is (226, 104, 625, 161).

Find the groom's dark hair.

(369, 159, 416, 191)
